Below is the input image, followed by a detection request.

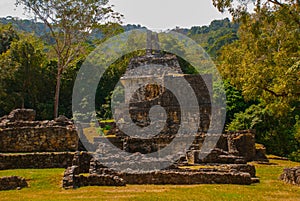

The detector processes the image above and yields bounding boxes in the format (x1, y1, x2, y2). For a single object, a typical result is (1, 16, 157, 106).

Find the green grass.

(99, 119, 115, 123)
(0, 158, 300, 201)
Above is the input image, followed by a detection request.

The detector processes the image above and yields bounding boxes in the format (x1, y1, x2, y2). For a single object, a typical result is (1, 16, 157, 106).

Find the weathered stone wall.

(186, 130, 257, 164)
(187, 148, 246, 164)
(63, 165, 125, 189)
(63, 164, 257, 188)
(0, 151, 92, 170)
(76, 156, 259, 187)
(227, 130, 256, 161)
(75, 174, 125, 188)
(0, 109, 79, 153)
(126, 54, 183, 73)
(0, 152, 74, 170)
(119, 170, 253, 185)
(94, 129, 260, 166)
(72, 152, 93, 173)
(119, 74, 212, 136)
(254, 144, 269, 162)
(280, 167, 300, 186)
(0, 176, 28, 191)
(0, 127, 78, 152)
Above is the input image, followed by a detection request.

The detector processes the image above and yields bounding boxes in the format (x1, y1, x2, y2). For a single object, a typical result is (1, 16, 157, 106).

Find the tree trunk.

(54, 67, 62, 118)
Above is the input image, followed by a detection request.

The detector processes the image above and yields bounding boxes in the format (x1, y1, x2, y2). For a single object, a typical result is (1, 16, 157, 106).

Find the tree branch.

(268, 0, 284, 7)
(261, 86, 288, 97)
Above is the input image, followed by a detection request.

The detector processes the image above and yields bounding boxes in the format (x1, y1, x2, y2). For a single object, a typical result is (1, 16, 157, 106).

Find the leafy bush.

(289, 150, 300, 162)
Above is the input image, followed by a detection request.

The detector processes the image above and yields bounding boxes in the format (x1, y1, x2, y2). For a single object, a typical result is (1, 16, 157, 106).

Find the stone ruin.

(0, 109, 78, 152)
(280, 166, 300, 186)
(0, 32, 269, 189)
(62, 32, 267, 188)
(0, 176, 28, 191)
(0, 109, 79, 190)
(0, 107, 266, 189)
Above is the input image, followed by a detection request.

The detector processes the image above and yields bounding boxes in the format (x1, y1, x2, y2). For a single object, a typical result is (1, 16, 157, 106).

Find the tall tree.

(0, 28, 47, 116)
(215, 1, 300, 155)
(16, 0, 122, 118)
(218, 3, 299, 115)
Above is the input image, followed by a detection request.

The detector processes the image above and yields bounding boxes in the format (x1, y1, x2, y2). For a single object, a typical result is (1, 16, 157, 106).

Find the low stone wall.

(63, 157, 258, 188)
(0, 127, 78, 152)
(119, 171, 253, 185)
(0, 176, 28, 191)
(63, 165, 125, 189)
(187, 148, 246, 164)
(75, 175, 125, 188)
(0, 109, 79, 153)
(63, 166, 255, 187)
(0, 151, 93, 170)
(280, 167, 300, 186)
(72, 152, 93, 173)
(0, 152, 74, 170)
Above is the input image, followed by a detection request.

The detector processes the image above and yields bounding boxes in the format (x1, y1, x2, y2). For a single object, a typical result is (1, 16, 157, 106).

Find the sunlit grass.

(83, 124, 116, 143)
(83, 126, 100, 142)
(0, 158, 299, 201)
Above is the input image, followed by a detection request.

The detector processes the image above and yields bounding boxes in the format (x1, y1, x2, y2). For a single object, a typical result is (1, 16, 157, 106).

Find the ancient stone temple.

(96, 31, 211, 153)
(62, 31, 264, 188)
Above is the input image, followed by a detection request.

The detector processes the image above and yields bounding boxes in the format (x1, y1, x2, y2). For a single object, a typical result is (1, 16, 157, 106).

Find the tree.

(0, 24, 19, 86)
(218, 3, 299, 115)
(223, 80, 254, 125)
(215, 1, 300, 156)
(16, 0, 122, 118)
(212, 0, 300, 24)
(0, 24, 19, 54)
(0, 27, 48, 116)
(9, 37, 45, 108)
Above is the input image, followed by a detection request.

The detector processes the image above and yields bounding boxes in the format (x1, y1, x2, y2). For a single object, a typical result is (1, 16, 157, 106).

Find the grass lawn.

(0, 158, 299, 201)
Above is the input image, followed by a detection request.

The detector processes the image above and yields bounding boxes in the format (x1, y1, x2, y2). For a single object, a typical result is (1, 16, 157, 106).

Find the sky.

(0, 0, 231, 30)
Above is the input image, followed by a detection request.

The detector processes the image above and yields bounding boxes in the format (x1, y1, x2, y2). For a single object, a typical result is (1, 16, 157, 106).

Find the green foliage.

(188, 18, 239, 58)
(289, 116, 300, 162)
(223, 80, 254, 125)
(213, 0, 300, 23)
(0, 24, 79, 120)
(217, 2, 300, 156)
(0, 24, 19, 54)
(295, 115, 300, 142)
(289, 150, 300, 162)
(228, 104, 300, 156)
(227, 104, 265, 131)
(0, 17, 49, 38)
(0, 28, 48, 116)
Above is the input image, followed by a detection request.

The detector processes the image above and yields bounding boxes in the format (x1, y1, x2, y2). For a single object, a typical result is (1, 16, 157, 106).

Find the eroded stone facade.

(0, 109, 78, 152)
